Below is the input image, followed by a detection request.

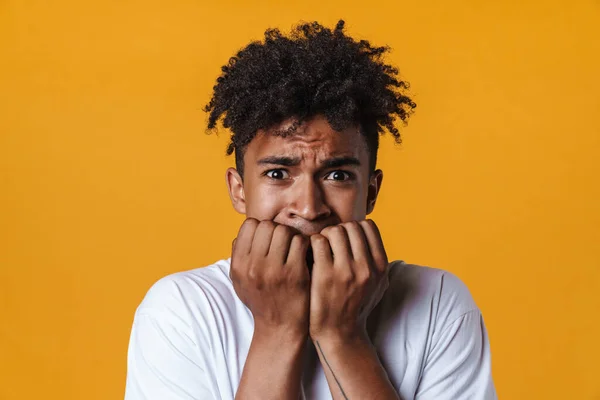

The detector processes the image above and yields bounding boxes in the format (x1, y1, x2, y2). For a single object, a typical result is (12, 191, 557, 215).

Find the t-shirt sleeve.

(415, 310, 497, 400)
(124, 279, 214, 400)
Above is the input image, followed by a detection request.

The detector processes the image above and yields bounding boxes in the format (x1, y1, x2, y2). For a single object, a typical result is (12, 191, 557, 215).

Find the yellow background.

(1, 0, 599, 399)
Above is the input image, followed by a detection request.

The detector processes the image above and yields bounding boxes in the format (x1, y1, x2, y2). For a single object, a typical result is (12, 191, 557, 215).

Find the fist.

(230, 218, 311, 337)
(308, 220, 390, 341)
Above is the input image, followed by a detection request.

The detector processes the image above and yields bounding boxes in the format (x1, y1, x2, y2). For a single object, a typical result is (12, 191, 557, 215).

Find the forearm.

(314, 332, 400, 400)
(235, 328, 306, 400)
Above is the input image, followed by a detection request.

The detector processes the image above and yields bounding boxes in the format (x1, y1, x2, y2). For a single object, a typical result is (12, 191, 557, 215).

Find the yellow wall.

(1, 1, 599, 398)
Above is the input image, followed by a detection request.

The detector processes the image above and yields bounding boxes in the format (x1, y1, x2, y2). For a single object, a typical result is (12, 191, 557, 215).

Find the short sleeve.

(124, 278, 214, 400)
(415, 310, 497, 400)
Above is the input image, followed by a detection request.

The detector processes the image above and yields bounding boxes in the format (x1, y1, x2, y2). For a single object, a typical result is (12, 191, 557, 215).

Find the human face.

(226, 115, 383, 236)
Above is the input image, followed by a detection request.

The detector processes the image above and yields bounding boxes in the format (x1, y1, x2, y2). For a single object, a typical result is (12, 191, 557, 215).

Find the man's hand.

(231, 218, 311, 400)
(231, 218, 311, 338)
(309, 219, 390, 342)
(307, 220, 397, 400)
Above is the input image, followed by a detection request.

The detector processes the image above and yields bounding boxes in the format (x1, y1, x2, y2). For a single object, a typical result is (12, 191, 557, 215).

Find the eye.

(265, 169, 289, 180)
(325, 170, 352, 181)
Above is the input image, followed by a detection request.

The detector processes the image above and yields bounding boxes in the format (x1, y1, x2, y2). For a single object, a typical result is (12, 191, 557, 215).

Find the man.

(125, 20, 496, 399)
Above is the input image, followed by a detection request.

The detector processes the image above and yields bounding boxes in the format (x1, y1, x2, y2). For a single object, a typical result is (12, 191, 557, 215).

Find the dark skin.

(226, 115, 399, 400)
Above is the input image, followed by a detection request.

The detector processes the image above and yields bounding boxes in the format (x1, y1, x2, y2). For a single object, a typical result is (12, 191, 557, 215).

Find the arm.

(310, 220, 399, 400)
(313, 331, 399, 400)
(235, 328, 306, 400)
(312, 311, 496, 400)
(230, 219, 312, 400)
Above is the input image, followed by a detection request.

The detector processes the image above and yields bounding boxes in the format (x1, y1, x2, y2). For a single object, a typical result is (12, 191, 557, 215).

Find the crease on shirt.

(428, 309, 481, 359)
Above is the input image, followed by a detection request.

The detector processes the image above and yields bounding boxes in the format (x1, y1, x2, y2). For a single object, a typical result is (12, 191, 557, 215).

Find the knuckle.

(318, 274, 334, 290)
(320, 225, 332, 235)
(290, 269, 310, 287)
(339, 269, 355, 284)
(274, 223, 292, 237)
(363, 219, 376, 230)
(294, 234, 308, 245)
(358, 220, 369, 232)
(310, 234, 327, 245)
(289, 234, 301, 246)
(242, 218, 259, 233)
(354, 252, 368, 263)
(244, 217, 259, 227)
(248, 267, 266, 288)
(356, 269, 371, 285)
(247, 265, 258, 280)
(326, 225, 343, 236)
(375, 256, 388, 269)
(332, 225, 344, 232)
(259, 220, 276, 230)
(343, 221, 359, 230)
(372, 262, 385, 275)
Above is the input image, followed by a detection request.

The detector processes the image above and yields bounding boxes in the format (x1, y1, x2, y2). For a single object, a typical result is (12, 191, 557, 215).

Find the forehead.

(245, 117, 368, 162)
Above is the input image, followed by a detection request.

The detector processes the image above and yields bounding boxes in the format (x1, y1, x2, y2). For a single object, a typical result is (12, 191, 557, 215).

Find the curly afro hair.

(204, 20, 416, 177)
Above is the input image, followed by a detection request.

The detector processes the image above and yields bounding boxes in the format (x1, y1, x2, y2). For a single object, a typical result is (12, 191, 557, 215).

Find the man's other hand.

(308, 220, 390, 343)
(230, 218, 311, 339)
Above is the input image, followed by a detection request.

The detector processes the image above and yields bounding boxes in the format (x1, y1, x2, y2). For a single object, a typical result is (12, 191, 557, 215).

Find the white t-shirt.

(125, 259, 497, 399)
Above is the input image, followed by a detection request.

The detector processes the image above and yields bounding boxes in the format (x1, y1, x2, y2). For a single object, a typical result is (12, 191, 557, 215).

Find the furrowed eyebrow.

(256, 156, 301, 167)
(321, 156, 361, 169)
(256, 155, 361, 168)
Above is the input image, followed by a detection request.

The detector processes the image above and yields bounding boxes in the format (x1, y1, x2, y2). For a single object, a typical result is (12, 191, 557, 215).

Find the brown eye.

(325, 171, 351, 181)
(266, 169, 289, 180)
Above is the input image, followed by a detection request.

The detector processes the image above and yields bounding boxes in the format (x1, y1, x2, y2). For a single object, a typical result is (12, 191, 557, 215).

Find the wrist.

(253, 324, 308, 350)
(310, 327, 371, 350)
(238, 323, 308, 400)
(248, 328, 307, 375)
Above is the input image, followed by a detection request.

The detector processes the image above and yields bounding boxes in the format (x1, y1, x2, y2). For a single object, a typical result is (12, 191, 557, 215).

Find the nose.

(286, 177, 331, 222)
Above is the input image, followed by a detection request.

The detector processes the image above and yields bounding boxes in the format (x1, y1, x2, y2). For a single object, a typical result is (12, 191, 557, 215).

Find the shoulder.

(388, 263, 497, 398)
(135, 258, 234, 318)
(126, 262, 233, 399)
(385, 261, 480, 330)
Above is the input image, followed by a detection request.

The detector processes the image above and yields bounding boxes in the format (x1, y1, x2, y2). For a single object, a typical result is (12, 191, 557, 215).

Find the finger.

(286, 234, 310, 267)
(320, 225, 352, 267)
(235, 218, 259, 255)
(342, 221, 371, 263)
(269, 224, 295, 263)
(359, 219, 388, 272)
(310, 234, 333, 267)
(252, 220, 276, 256)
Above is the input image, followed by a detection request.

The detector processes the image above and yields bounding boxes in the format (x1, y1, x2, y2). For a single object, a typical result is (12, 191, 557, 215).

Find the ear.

(225, 167, 246, 215)
(366, 169, 383, 215)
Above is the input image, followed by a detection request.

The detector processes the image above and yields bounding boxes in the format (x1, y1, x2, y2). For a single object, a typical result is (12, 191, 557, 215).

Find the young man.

(125, 20, 496, 399)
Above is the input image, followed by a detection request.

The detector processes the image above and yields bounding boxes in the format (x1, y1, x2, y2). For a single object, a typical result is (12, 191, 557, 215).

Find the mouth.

(285, 221, 335, 237)
(296, 227, 326, 236)
(306, 245, 314, 273)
